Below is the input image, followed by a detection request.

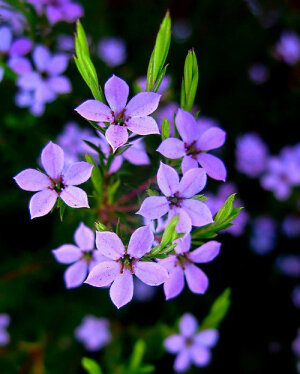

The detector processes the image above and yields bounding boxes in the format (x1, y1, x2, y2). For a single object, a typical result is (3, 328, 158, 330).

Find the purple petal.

(75, 100, 113, 122)
(48, 76, 71, 94)
(9, 38, 32, 57)
(134, 261, 168, 286)
(8, 56, 32, 75)
(178, 168, 207, 198)
(17, 72, 41, 90)
(159, 255, 177, 272)
(174, 234, 191, 254)
(190, 345, 211, 367)
(164, 334, 185, 353)
(126, 92, 161, 117)
(157, 138, 185, 159)
(181, 155, 198, 174)
(0, 330, 10, 346)
(197, 153, 226, 181)
(0, 26, 12, 53)
(174, 349, 191, 372)
(47, 54, 69, 75)
(123, 144, 150, 165)
(46, 5, 62, 24)
(64, 3, 84, 22)
(14, 169, 50, 191)
(179, 313, 198, 337)
(195, 330, 219, 347)
(34, 81, 56, 103)
(74, 222, 94, 250)
(157, 162, 180, 197)
(104, 75, 129, 113)
(189, 241, 221, 263)
(41, 141, 64, 179)
(127, 226, 154, 258)
(168, 208, 192, 234)
(137, 196, 169, 219)
(63, 162, 93, 186)
(109, 155, 123, 173)
(181, 199, 213, 227)
(184, 263, 208, 294)
(60, 186, 89, 208)
(126, 116, 159, 135)
(197, 127, 226, 151)
(33, 45, 50, 71)
(95, 231, 125, 259)
(29, 189, 57, 219)
(0, 314, 10, 328)
(52, 244, 81, 264)
(105, 125, 128, 152)
(85, 261, 120, 287)
(163, 266, 185, 300)
(110, 269, 133, 308)
(175, 108, 200, 143)
(64, 260, 88, 288)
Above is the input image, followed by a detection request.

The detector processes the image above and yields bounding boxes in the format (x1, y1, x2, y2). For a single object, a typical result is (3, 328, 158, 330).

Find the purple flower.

(56, 34, 74, 54)
(157, 109, 226, 180)
(75, 75, 160, 151)
(250, 216, 277, 255)
(160, 234, 220, 299)
(275, 31, 300, 65)
(0, 314, 10, 347)
(276, 255, 300, 278)
(97, 37, 126, 67)
(155, 102, 178, 136)
(164, 313, 219, 372)
(85, 226, 168, 308)
(236, 133, 269, 178)
(282, 215, 300, 238)
(137, 163, 213, 234)
(248, 63, 269, 84)
(74, 315, 111, 352)
(0, 1, 26, 33)
(14, 141, 93, 219)
(52, 222, 106, 288)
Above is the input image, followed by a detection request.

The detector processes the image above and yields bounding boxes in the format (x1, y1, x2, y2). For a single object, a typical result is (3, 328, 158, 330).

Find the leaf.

(147, 189, 159, 196)
(95, 221, 110, 232)
(160, 215, 179, 248)
(82, 357, 103, 374)
(84, 154, 103, 199)
(129, 340, 146, 371)
(161, 117, 170, 140)
(180, 49, 198, 112)
(214, 193, 236, 223)
(192, 194, 207, 201)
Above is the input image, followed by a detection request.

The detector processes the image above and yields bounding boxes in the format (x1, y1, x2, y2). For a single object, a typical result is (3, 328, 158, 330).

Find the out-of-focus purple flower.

(250, 216, 277, 255)
(56, 34, 74, 54)
(134, 278, 157, 302)
(172, 20, 192, 42)
(0, 26, 32, 57)
(0, 1, 26, 33)
(0, 314, 10, 346)
(157, 109, 226, 180)
(236, 133, 269, 178)
(248, 63, 269, 84)
(85, 226, 168, 308)
(160, 234, 220, 299)
(155, 102, 178, 136)
(75, 75, 160, 151)
(275, 31, 300, 65)
(136, 75, 171, 96)
(276, 255, 300, 278)
(292, 285, 300, 309)
(137, 163, 213, 234)
(164, 313, 219, 372)
(52, 222, 106, 288)
(14, 141, 93, 218)
(97, 37, 126, 67)
(282, 215, 300, 238)
(75, 315, 111, 352)
(292, 329, 300, 358)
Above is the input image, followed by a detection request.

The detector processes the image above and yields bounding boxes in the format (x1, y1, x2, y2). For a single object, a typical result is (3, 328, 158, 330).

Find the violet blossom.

(85, 226, 168, 308)
(97, 37, 126, 67)
(164, 313, 219, 372)
(276, 255, 300, 278)
(0, 314, 10, 346)
(275, 31, 300, 65)
(52, 222, 106, 288)
(248, 63, 269, 84)
(250, 216, 277, 255)
(75, 75, 160, 151)
(155, 102, 178, 136)
(160, 234, 221, 299)
(14, 141, 93, 219)
(282, 215, 300, 238)
(0, 1, 26, 33)
(157, 108, 226, 180)
(137, 162, 213, 234)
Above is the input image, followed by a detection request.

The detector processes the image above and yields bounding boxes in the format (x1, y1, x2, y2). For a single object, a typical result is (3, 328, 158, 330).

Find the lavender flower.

(52, 222, 106, 288)
(160, 234, 221, 299)
(0, 314, 10, 346)
(0, 1, 26, 33)
(275, 31, 300, 65)
(276, 255, 300, 278)
(75, 315, 111, 352)
(14, 141, 93, 218)
(164, 313, 218, 372)
(85, 226, 168, 308)
(75, 75, 160, 151)
(97, 37, 126, 67)
(137, 163, 213, 234)
(155, 102, 178, 136)
(157, 109, 226, 180)
(282, 215, 300, 238)
(248, 63, 269, 84)
(250, 216, 277, 255)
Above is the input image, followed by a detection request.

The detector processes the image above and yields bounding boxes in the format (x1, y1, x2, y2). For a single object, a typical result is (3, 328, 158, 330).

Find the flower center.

(175, 253, 193, 270)
(48, 175, 66, 194)
(185, 140, 202, 158)
(119, 253, 137, 274)
(112, 108, 127, 126)
(167, 193, 183, 208)
(185, 337, 194, 347)
(81, 250, 94, 263)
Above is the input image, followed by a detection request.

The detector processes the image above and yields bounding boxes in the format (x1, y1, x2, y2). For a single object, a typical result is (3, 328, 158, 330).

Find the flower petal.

(157, 162, 180, 197)
(157, 138, 185, 159)
(137, 196, 169, 219)
(29, 189, 57, 219)
(194, 330, 219, 347)
(190, 345, 211, 367)
(174, 234, 191, 254)
(110, 269, 133, 308)
(14, 169, 50, 191)
(85, 261, 120, 287)
(179, 313, 198, 337)
(126, 92, 161, 117)
(105, 125, 128, 152)
(178, 168, 207, 198)
(184, 263, 208, 294)
(60, 186, 89, 208)
(8, 56, 32, 75)
(163, 266, 185, 300)
(197, 127, 226, 151)
(74, 222, 94, 250)
(0, 26, 12, 53)
(175, 108, 200, 143)
(134, 261, 168, 286)
(123, 143, 150, 165)
(52, 244, 81, 264)
(189, 241, 221, 263)
(127, 226, 154, 258)
(174, 349, 191, 372)
(33, 45, 50, 71)
(48, 76, 71, 94)
(181, 155, 198, 174)
(9, 38, 32, 57)
(104, 75, 129, 113)
(95, 231, 125, 259)
(64, 260, 88, 289)
(197, 153, 226, 181)
(63, 162, 93, 186)
(47, 54, 69, 75)
(41, 141, 64, 179)
(17, 72, 40, 90)
(164, 335, 185, 354)
(168, 208, 192, 234)
(75, 100, 113, 122)
(126, 116, 159, 135)
(181, 199, 213, 227)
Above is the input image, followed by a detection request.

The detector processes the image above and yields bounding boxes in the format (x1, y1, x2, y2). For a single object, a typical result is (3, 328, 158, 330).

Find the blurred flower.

(160, 234, 220, 299)
(282, 215, 300, 238)
(276, 255, 300, 278)
(85, 226, 168, 308)
(52, 222, 106, 288)
(250, 216, 277, 255)
(164, 313, 218, 372)
(172, 20, 192, 42)
(14, 141, 93, 218)
(292, 285, 300, 309)
(248, 63, 269, 84)
(97, 37, 126, 67)
(292, 329, 300, 358)
(56, 34, 74, 54)
(75, 75, 160, 151)
(0, 314, 10, 346)
(157, 109, 226, 180)
(134, 278, 156, 302)
(136, 75, 171, 96)
(155, 102, 178, 136)
(275, 31, 300, 65)
(0, 1, 26, 33)
(75, 315, 111, 352)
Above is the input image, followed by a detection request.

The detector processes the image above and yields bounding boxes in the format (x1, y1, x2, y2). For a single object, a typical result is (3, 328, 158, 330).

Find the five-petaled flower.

(164, 313, 219, 372)
(85, 226, 168, 309)
(137, 162, 213, 234)
(159, 234, 221, 299)
(75, 75, 161, 152)
(52, 222, 106, 288)
(14, 141, 93, 219)
(157, 108, 226, 181)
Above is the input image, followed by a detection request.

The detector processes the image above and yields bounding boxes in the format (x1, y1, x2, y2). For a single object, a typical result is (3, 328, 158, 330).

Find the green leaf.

(116, 218, 121, 237)
(161, 117, 170, 140)
(129, 340, 146, 371)
(84, 154, 103, 199)
(180, 49, 199, 112)
(115, 144, 132, 156)
(81, 357, 103, 374)
(107, 178, 120, 204)
(95, 221, 110, 232)
(192, 194, 207, 201)
(214, 193, 236, 223)
(160, 215, 179, 248)
(147, 189, 159, 196)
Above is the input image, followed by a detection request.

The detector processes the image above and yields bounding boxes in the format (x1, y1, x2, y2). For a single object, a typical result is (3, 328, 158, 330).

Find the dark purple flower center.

(119, 253, 137, 274)
(175, 253, 193, 270)
(185, 337, 194, 347)
(185, 140, 202, 158)
(167, 193, 183, 208)
(48, 175, 66, 194)
(81, 250, 94, 263)
(111, 108, 129, 126)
